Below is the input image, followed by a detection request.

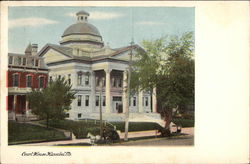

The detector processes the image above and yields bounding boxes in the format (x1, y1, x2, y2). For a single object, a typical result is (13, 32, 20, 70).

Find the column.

(122, 70, 128, 113)
(25, 97, 29, 115)
(105, 69, 111, 113)
(138, 91, 143, 113)
(90, 71, 96, 112)
(13, 95, 17, 120)
(152, 87, 157, 113)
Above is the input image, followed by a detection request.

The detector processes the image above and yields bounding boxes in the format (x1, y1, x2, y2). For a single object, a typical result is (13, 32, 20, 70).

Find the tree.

(131, 32, 194, 124)
(27, 77, 75, 128)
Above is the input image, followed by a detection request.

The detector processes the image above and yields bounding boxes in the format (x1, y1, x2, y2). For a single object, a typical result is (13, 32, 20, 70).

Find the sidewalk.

(16, 128, 194, 146)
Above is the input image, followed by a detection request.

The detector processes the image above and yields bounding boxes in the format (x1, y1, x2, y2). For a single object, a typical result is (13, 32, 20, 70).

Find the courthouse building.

(8, 44, 48, 120)
(38, 10, 160, 121)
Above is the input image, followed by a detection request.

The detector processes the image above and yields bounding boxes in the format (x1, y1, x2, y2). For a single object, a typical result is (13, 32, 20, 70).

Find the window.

(96, 96, 99, 106)
(78, 113, 82, 118)
(26, 75, 32, 87)
(118, 78, 122, 87)
(49, 76, 52, 82)
(39, 76, 45, 88)
(77, 95, 82, 106)
(68, 74, 71, 85)
(77, 73, 82, 85)
(35, 59, 39, 67)
(22, 58, 26, 66)
(133, 97, 136, 106)
(13, 74, 19, 87)
(85, 95, 89, 106)
(66, 113, 69, 118)
(31, 59, 35, 66)
(85, 74, 89, 85)
(17, 57, 22, 65)
(145, 97, 149, 106)
(103, 96, 106, 106)
(112, 78, 116, 87)
(81, 16, 83, 20)
(9, 56, 13, 65)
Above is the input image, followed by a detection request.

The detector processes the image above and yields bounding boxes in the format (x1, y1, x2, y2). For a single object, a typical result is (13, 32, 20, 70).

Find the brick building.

(8, 43, 48, 120)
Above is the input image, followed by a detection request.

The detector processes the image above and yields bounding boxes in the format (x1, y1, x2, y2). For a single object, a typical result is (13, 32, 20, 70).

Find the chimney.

(31, 44, 38, 56)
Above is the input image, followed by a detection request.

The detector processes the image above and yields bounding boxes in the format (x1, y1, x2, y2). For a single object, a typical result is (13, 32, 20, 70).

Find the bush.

(40, 120, 163, 139)
(8, 121, 66, 144)
(172, 118, 194, 127)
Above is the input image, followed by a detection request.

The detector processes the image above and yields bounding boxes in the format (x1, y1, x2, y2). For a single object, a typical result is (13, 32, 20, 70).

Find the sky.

(8, 6, 194, 53)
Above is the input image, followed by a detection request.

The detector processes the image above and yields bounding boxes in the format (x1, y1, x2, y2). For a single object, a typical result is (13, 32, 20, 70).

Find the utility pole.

(124, 40, 134, 141)
(99, 77, 104, 139)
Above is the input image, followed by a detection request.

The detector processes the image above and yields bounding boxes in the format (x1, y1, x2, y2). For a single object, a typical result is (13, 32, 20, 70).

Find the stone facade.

(38, 10, 159, 121)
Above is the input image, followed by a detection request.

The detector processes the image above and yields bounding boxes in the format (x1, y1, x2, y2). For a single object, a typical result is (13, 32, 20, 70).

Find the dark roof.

(76, 10, 90, 16)
(62, 22, 101, 37)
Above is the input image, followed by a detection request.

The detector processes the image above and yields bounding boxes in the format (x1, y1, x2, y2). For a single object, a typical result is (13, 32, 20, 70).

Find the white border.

(1, 1, 249, 163)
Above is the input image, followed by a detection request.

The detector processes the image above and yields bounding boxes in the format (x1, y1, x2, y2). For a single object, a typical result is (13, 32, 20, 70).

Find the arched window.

(77, 72, 83, 85)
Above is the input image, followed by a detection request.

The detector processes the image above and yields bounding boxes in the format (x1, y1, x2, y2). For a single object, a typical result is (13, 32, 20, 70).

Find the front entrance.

(112, 96, 123, 113)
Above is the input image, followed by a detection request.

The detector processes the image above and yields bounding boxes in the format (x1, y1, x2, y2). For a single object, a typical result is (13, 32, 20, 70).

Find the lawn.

(40, 119, 163, 139)
(8, 121, 67, 145)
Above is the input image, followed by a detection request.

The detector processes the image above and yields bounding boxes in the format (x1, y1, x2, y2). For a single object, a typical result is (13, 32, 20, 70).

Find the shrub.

(172, 118, 194, 127)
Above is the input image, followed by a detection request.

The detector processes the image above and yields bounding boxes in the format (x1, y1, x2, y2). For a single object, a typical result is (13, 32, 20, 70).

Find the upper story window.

(9, 56, 13, 65)
(26, 75, 32, 88)
(39, 76, 45, 88)
(31, 59, 35, 66)
(85, 74, 89, 85)
(35, 59, 39, 67)
(77, 73, 83, 85)
(17, 57, 22, 65)
(118, 78, 122, 87)
(13, 74, 19, 87)
(22, 58, 26, 66)
(77, 95, 82, 106)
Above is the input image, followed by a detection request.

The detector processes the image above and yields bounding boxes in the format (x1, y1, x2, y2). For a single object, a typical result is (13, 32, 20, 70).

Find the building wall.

(8, 70, 48, 88)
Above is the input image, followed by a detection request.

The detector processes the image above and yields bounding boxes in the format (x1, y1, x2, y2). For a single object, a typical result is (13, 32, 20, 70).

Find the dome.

(62, 22, 101, 37)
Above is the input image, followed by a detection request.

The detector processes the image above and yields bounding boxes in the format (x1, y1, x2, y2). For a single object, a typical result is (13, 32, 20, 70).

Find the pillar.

(152, 87, 157, 113)
(25, 97, 29, 115)
(122, 70, 128, 113)
(105, 69, 111, 113)
(138, 91, 143, 113)
(90, 71, 96, 112)
(13, 95, 17, 120)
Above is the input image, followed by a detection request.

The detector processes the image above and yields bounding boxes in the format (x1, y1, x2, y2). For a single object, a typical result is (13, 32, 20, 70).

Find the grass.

(172, 118, 194, 127)
(8, 121, 67, 145)
(40, 119, 163, 139)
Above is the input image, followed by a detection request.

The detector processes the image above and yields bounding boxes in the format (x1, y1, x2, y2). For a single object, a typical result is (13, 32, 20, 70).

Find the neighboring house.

(8, 44, 48, 120)
(38, 10, 159, 121)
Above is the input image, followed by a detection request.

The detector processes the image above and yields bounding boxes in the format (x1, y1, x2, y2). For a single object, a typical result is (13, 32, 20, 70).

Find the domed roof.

(62, 22, 101, 37)
(76, 10, 89, 16)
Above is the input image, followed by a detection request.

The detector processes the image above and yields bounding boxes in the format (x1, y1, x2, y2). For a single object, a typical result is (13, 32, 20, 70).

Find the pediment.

(111, 50, 139, 61)
(42, 48, 71, 64)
